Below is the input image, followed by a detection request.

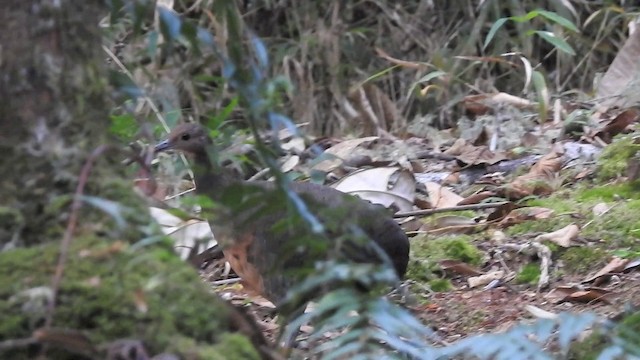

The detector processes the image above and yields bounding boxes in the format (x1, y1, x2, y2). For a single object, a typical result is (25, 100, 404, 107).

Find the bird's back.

(214, 180, 410, 307)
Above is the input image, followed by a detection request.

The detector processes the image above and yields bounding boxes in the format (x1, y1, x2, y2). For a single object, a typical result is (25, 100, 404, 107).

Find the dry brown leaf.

(486, 202, 519, 223)
(502, 144, 565, 199)
(549, 285, 612, 304)
(562, 289, 612, 304)
(594, 108, 640, 142)
(535, 224, 580, 248)
(583, 257, 629, 285)
(458, 191, 499, 205)
(439, 259, 484, 276)
(133, 289, 148, 314)
(423, 215, 482, 235)
(424, 181, 464, 208)
(497, 207, 554, 227)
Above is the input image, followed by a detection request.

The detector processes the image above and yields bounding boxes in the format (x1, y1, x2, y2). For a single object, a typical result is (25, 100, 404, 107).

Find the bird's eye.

(181, 133, 191, 141)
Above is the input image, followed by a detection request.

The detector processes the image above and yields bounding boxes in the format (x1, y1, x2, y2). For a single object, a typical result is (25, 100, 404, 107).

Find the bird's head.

(154, 123, 212, 154)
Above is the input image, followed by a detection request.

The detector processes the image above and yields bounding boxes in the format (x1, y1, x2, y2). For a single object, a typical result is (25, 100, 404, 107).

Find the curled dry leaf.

(563, 289, 612, 304)
(535, 224, 580, 248)
(458, 191, 499, 205)
(594, 108, 640, 142)
(502, 143, 565, 199)
(549, 285, 612, 304)
(468, 270, 504, 288)
(582, 256, 629, 285)
(332, 167, 416, 211)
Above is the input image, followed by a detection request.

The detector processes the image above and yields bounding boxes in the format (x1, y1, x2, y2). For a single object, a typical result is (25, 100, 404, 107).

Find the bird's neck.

(191, 149, 236, 201)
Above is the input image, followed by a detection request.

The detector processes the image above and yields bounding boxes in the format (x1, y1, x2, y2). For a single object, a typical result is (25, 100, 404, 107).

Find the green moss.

(581, 201, 640, 246)
(567, 331, 607, 360)
(596, 134, 640, 182)
(569, 311, 640, 359)
(515, 263, 540, 284)
(428, 278, 452, 292)
(411, 235, 482, 266)
(618, 311, 640, 350)
(560, 247, 608, 274)
(0, 236, 260, 359)
(576, 183, 640, 202)
(405, 260, 432, 282)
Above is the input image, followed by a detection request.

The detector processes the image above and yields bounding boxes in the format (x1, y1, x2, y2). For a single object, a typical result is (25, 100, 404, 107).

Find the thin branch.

(44, 145, 109, 328)
(393, 201, 511, 218)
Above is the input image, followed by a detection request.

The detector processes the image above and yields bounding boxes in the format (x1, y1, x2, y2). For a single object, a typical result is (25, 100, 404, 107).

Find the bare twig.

(44, 145, 109, 328)
(393, 201, 511, 218)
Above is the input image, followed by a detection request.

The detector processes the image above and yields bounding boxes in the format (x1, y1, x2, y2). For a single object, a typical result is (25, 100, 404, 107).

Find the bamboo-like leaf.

(535, 31, 576, 55)
(484, 18, 510, 50)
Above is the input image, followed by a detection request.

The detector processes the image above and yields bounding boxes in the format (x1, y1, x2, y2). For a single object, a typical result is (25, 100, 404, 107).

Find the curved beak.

(154, 139, 173, 153)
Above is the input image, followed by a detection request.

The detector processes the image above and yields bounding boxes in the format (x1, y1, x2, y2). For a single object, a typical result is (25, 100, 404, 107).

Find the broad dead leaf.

(593, 108, 640, 142)
(535, 224, 580, 248)
(549, 285, 612, 304)
(424, 181, 464, 208)
(583, 257, 629, 285)
(439, 259, 484, 276)
(595, 27, 640, 109)
(332, 167, 416, 211)
(502, 143, 565, 199)
(497, 206, 554, 227)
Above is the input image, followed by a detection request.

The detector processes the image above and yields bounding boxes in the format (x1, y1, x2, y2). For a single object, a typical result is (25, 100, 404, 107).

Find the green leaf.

(109, 114, 138, 139)
(532, 70, 549, 122)
(510, 10, 540, 23)
(360, 65, 400, 86)
(207, 97, 238, 129)
(80, 196, 127, 229)
(484, 17, 510, 50)
(535, 9, 579, 32)
(535, 31, 575, 55)
(415, 70, 448, 84)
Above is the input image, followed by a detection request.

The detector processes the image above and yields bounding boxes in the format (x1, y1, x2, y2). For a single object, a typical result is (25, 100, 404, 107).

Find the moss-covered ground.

(0, 235, 260, 359)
